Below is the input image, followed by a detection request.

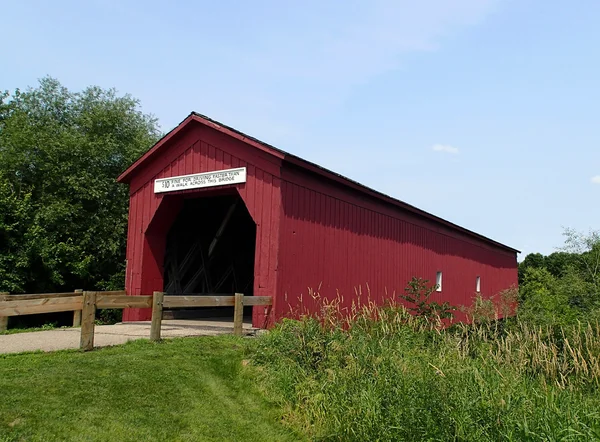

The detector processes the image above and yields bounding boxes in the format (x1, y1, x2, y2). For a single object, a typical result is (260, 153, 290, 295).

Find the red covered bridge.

(117, 113, 518, 327)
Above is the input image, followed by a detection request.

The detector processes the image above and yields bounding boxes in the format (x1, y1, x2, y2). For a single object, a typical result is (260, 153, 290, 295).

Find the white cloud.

(432, 144, 460, 154)
(592, 176, 600, 184)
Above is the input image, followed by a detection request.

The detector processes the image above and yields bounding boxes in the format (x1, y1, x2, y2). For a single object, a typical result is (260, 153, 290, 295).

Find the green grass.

(6, 303, 600, 441)
(0, 336, 301, 442)
(250, 305, 600, 441)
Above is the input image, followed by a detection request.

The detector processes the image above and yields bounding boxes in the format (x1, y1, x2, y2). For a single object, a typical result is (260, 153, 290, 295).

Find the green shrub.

(400, 276, 455, 323)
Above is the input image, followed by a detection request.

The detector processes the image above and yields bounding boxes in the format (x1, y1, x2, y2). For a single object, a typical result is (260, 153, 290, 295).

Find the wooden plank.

(162, 295, 236, 308)
(7, 292, 81, 301)
(73, 289, 83, 327)
(243, 296, 273, 306)
(0, 293, 8, 332)
(96, 295, 152, 309)
(233, 293, 244, 336)
(5, 290, 124, 301)
(0, 296, 83, 317)
(150, 291, 164, 341)
(80, 291, 97, 351)
(86, 290, 127, 297)
(160, 295, 272, 308)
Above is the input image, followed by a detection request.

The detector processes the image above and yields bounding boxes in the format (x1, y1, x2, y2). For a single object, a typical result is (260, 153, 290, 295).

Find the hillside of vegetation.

(249, 230, 600, 441)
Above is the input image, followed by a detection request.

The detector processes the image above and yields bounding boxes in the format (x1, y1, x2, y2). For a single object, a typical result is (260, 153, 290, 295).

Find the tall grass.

(251, 292, 600, 441)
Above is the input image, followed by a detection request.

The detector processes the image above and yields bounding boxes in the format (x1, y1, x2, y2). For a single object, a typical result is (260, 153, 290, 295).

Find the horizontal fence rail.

(0, 289, 85, 327)
(0, 291, 272, 351)
(0, 296, 83, 317)
(162, 295, 273, 308)
(5, 292, 83, 301)
(96, 294, 152, 309)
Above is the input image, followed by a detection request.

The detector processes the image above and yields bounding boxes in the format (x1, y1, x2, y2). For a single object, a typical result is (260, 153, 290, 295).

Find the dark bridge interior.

(163, 195, 256, 318)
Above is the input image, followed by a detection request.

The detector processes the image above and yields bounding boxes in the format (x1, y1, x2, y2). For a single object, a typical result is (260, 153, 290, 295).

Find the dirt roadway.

(0, 319, 255, 354)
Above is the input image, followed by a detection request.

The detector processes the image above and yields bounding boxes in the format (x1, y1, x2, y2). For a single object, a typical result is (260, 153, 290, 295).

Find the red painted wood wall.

(276, 166, 517, 321)
(122, 123, 282, 327)
(120, 115, 518, 327)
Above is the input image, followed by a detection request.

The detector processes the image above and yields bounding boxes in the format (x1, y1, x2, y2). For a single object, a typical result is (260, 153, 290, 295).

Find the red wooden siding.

(119, 113, 518, 327)
(123, 123, 282, 326)
(276, 166, 517, 321)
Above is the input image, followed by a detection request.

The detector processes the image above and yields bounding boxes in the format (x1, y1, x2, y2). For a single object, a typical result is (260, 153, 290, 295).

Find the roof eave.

(283, 154, 521, 254)
(117, 112, 285, 184)
(117, 112, 520, 254)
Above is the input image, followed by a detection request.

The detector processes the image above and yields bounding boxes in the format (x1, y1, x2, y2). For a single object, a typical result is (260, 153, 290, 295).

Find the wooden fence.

(0, 291, 272, 351)
(0, 290, 85, 329)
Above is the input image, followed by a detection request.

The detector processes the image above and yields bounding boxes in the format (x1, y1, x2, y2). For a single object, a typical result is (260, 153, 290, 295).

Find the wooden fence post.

(150, 291, 164, 342)
(0, 292, 9, 332)
(72, 289, 83, 327)
(80, 291, 97, 351)
(233, 293, 244, 337)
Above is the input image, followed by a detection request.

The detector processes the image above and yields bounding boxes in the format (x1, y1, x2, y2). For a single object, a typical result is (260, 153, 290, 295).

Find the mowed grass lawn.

(0, 336, 301, 442)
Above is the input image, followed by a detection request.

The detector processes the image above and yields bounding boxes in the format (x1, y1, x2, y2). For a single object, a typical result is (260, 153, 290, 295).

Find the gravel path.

(0, 319, 255, 354)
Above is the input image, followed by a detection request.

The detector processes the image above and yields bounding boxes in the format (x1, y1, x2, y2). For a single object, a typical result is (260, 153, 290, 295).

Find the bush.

(400, 276, 455, 323)
(95, 308, 123, 325)
(517, 267, 576, 326)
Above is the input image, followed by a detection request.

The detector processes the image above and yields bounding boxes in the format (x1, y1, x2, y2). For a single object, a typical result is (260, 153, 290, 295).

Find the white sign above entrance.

(154, 167, 247, 194)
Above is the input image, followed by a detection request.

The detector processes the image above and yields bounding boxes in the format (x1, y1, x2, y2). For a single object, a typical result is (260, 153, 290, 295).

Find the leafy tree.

(518, 253, 545, 284)
(517, 228, 600, 325)
(545, 252, 579, 277)
(0, 77, 160, 293)
(0, 172, 33, 292)
(560, 228, 600, 294)
(518, 251, 579, 284)
(518, 267, 577, 326)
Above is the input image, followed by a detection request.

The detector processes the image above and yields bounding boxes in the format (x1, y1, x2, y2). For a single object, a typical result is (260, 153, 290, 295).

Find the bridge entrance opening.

(162, 194, 256, 319)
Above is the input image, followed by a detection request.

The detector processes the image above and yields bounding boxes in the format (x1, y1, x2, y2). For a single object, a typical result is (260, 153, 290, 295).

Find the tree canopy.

(0, 77, 160, 293)
(518, 228, 600, 325)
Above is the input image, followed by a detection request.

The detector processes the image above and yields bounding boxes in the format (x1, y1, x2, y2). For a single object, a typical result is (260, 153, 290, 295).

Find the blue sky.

(3, 0, 599, 258)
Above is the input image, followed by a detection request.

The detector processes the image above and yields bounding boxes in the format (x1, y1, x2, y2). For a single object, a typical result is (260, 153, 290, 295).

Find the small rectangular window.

(436, 271, 442, 292)
(476, 276, 481, 293)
